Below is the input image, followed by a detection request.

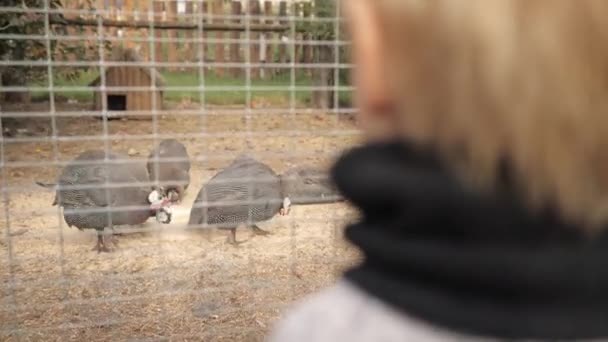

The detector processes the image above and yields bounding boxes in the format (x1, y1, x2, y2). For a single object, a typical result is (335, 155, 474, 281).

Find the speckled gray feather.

(188, 155, 282, 229)
(147, 139, 191, 198)
(54, 150, 154, 231)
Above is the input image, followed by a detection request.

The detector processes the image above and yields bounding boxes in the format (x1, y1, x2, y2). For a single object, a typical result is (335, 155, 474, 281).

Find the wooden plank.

(60, 0, 77, 20)
(63, 0, 78, 62)
(263, 0, 273, 78)
(230, 1, 242, 78)
(129, 67, 136, 112)
(167, 0, 178, 70)
(202, 1, 209, 61)
(184, 0, 194, 61)
(125, 65, 131, 110)
(123, 0, 134, 20)
(213, 0, 225, 77)
(153, 1, 164, 63)
(129, 67, 135, 111)
(302, 1, 313, 72)
(141, 68, 149, 111)
(277, 1, 287, 69)
(107, 0, 118, 43)
(135, 0, 150, 60)
(312, 45, 333, 109)
(122, 0, 134, 50)
(249, 0, 261, 79)
(81, 0, 96, 60)
(294, 2, 301, 65)
(135, 67, 142, 111)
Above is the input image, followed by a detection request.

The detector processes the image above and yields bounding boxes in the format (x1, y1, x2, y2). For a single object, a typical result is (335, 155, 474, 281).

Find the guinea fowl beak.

(280, 197, 291, 216)
(150, 197, 171, 210)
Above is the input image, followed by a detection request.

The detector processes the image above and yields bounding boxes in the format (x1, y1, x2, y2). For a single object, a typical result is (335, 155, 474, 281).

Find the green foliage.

(0, 0, 97, 90)
(296, 0, 336, 41)
(296, 0, 349, 87)
(30, 70, 317, 106)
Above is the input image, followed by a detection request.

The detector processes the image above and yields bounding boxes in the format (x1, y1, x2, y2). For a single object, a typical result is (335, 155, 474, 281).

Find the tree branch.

(0, 22, 15, 32)
(49, 16, 293, 32)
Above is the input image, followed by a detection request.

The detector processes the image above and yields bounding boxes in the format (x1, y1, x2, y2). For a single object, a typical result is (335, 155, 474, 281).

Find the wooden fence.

(61, 0, 321, 79)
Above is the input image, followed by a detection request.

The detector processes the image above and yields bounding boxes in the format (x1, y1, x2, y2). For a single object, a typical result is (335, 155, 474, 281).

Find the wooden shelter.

(89, 47, 165, 115)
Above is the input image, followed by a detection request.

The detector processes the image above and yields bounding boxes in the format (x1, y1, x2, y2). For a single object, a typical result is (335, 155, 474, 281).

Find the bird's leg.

(251, 225, 271, 236)
(109, 227, 120, 247)
(93, 230, 112, 253)
(226, 227, 239, 246)
(92, 233, 104, 252)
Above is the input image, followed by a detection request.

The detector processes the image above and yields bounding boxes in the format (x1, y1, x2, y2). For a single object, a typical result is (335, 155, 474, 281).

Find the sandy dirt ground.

(0, 101, 362, 341)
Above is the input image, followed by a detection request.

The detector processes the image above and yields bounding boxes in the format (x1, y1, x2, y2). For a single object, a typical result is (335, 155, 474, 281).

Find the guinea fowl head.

(148, 189, 172, 224)
(279, 196, 292, 216)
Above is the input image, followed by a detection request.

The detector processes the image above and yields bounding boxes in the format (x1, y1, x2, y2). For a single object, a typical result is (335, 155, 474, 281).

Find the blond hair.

(369, 0, 608, 231)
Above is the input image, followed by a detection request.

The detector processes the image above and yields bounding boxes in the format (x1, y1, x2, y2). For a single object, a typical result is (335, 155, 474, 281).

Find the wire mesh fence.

(0, 0, 360, 340)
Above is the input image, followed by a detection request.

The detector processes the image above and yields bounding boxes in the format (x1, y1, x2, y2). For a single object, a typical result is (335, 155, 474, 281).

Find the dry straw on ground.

(1, 101, 361, 341)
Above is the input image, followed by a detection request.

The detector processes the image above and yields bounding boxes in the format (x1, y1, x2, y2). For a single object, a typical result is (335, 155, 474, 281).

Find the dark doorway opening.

(107, 95, 127, 111)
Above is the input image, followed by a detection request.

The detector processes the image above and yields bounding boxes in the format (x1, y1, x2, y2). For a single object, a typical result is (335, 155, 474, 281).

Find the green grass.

(31, 70, 99, 103)
(31, 70, 322, 106)
(163, 71, 314, 105)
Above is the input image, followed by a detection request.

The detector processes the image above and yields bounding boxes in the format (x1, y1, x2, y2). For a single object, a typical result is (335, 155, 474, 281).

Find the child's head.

(346, 0, 608, 231)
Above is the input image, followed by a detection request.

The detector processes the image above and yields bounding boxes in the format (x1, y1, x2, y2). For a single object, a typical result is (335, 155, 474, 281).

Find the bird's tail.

(187, 206, 202, 227)
(35, 181, 58, 206)
(187, 205, 214, 242)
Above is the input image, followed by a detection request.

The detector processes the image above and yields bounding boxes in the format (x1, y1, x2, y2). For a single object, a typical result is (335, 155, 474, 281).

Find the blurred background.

(0, 0, 360, 340)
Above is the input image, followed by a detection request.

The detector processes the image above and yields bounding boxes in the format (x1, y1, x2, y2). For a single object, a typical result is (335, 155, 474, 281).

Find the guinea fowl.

(187, 156, 341, 245)
(37, 150, 172, 252)
(147, 139, 191, 203)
